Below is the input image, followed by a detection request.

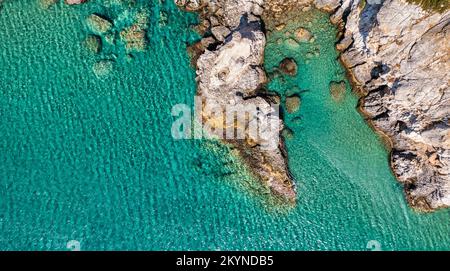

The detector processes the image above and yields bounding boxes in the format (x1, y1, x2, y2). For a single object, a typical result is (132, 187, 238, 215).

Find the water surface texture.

(0, 1, 449, 250)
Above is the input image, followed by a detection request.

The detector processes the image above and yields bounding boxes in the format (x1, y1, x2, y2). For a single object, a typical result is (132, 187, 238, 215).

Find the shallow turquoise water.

(0, 1, 449, 250)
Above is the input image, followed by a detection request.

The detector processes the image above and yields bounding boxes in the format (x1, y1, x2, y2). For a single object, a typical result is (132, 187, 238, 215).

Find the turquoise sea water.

(0, 1, 449, 250)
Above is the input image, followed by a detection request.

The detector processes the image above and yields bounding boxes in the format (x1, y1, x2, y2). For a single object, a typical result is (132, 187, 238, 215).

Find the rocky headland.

(176, 0, 297, 204)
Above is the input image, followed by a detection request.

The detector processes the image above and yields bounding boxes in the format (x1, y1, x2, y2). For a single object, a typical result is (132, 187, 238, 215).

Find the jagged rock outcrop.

(333, 0, 450, 211)
(176, 0, 296, 203)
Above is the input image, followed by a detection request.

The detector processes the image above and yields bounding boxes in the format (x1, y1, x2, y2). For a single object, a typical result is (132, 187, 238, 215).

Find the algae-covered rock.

(120, 25, 147, 52)
(159, 10, 169, 27)
(282, 127, 294, 140)
(86, 14, 113, 35)
(83, 35, 102, 54)
(65, 0, 87, 5)
(284, 86, 301, 97)
(119, 10, 149, 52)
(40, 0, 58, 9)
(279, 58, 298, 76)
(294, 27, 312, 42)
(284, 38, 300, 49)
(92, 60, 114, 78)
(329, 81, 346, 102)
(134, 10, 149, 29)
(285, 95, 301, 114)
(125, 54, 135, 63)
(104, 33, 116, 45)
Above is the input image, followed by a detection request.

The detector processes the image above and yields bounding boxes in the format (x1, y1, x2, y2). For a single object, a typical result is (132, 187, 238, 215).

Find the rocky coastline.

(332, 0, 449, 211)
(26, 0, 448, 210)
(176, 0, 449, 211)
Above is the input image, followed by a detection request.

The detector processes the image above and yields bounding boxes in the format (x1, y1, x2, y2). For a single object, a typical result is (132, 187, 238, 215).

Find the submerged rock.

(159, 10, 169, 27)
(83, 35, 102, 54)
(285, 94, 301, 114)
(282, 127, 294, 140)
(134, 10, 150, 29)
(39, 0, 58, 9)
(285, 86, 302, 97)
(104, 33, 115, 46)
(86, 14, 113, 35)
(329, 81, 346, 102)
(120, 11, 149, 52)
(92, 60, 114, 78)
(65, 0, 87, 5)
(294, 27, 312, 42)
(284, 38, 300, 49)
(120, 25, 147, 52)
(275, 24, 286, 31)
(279, 58, 298, 76)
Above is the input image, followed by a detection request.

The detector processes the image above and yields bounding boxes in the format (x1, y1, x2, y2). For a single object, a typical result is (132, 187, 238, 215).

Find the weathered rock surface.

(175, 0, 296, 203)
(333, 0, 450, 211)
(120, 25, 147, 52)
